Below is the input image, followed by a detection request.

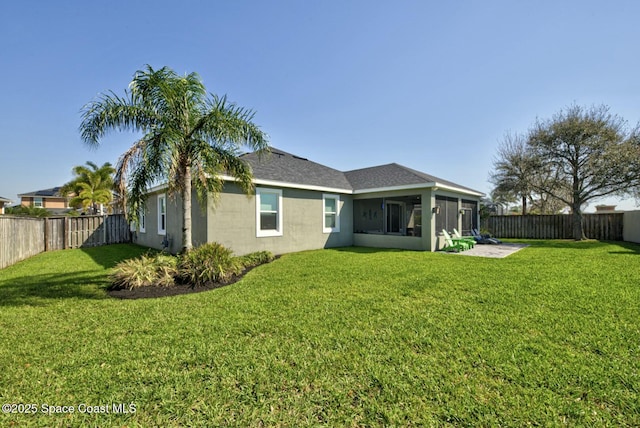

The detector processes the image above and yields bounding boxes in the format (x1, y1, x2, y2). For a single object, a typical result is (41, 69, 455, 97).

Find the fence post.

(44, 218, 49, 252)
(63, 217, 69, 249)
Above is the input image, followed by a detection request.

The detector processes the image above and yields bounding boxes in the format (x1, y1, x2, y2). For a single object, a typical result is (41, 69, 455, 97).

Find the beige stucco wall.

(21, 197, 67, 209)
(623, 210, 640, 244)
(44, 198, 68, 209)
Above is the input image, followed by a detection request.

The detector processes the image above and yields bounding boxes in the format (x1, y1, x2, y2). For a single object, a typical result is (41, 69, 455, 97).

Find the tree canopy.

(490, 104, 640, 239)
(79, 65, 269, 252)
(490, 133, 567, 215)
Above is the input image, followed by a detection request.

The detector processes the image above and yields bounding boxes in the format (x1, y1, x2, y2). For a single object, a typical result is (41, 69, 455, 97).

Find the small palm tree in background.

(79, 65, 269, 252)
(62, 161, 116, 215)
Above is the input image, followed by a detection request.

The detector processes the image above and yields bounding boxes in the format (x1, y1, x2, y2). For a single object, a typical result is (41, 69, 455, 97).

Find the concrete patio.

(453, 243, 529, 258)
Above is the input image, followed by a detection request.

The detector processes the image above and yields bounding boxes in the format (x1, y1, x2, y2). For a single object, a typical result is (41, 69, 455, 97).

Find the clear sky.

(1, 0, 639, 211)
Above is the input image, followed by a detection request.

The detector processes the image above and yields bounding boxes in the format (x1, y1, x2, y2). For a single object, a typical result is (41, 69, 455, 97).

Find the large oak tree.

(490, 133, 566, 215)
(528, 104, 640, 239)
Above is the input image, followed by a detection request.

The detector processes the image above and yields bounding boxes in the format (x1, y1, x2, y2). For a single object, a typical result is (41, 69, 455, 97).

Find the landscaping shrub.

(152, 254, 179, 287)
(237, 250, 275, 269)
(178, 242, 241, 286)
(109, 253, 177, 289)
(4, 205, 51, 217)
(109, 244, 274, 290)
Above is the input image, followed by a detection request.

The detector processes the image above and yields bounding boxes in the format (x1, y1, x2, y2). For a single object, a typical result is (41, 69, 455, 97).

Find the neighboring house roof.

(0, 196, 11, 203)
(18, 187, 66, 198)
(240, 148, 354, 192)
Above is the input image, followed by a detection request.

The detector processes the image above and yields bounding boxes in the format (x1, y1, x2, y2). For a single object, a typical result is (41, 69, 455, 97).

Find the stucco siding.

(44, 198, 68, 209)
(623, 210, 640, 244)
(137, 191, 208, 254)
(134, 191, 170, 252)
(353, 234, 424, 251)
(135, 184, 353, 255)
(21, 197, 67, 209)
(206, 183, 353, 255)
(134, 181, 480, 255)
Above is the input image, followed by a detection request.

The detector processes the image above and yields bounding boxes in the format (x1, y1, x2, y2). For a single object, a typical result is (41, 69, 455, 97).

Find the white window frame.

(139, 208, 146, 233)
(322, 193, 340, 233)
(256, 188, 283, 237)
(33, 197, 43, 208)
(157, 194, 166, 235)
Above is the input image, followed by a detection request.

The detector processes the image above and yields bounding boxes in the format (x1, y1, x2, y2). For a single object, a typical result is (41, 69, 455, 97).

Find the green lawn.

(0, 241, 639, 426)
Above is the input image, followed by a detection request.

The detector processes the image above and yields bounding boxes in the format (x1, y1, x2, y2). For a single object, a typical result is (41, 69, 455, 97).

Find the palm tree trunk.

(182, 165, 193, 253)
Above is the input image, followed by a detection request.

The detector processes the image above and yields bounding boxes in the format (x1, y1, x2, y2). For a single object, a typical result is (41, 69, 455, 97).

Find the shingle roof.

(240, 148, 353, 191)
(344, 163, 482, 194)
(239, 147, 483, 196)
(18, 187, 65, 198)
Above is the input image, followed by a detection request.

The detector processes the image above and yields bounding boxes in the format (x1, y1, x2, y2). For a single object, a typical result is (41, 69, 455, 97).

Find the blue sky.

(1, 0, 639, 210)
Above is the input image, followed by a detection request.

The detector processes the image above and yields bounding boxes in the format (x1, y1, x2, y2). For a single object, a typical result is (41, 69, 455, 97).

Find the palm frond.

(80, 65, 267, 250)
(80, 91, 157, 147)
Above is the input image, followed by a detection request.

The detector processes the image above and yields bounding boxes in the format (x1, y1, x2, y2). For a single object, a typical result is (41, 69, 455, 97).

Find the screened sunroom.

(353, 195, 422, 237)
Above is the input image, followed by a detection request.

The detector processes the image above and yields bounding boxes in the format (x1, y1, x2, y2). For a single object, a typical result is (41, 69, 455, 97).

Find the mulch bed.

(106, 266, 253, 300)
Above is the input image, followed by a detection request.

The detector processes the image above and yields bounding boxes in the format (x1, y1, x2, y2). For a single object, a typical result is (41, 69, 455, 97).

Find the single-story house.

(133, 148, 484, 255)
(0, 196, 11, 215)
(19, 187, 70, 215)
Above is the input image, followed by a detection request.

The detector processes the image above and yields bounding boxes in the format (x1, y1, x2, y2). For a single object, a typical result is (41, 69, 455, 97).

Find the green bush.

(109, 253, 177, 289)
(5, 205, 51, 217)
(153, 254, 179, 287)
(109, 244, 274, 290)
(178, 242, 241, 286)
(237, 251, 275, 269)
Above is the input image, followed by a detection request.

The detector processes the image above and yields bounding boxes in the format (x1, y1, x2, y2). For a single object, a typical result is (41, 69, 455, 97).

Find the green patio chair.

(441, 230, 470, 252)
(453, 228, 476, 248)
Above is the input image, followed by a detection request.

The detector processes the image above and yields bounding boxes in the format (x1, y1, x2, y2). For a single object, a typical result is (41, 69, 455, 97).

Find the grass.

(0, 241, 639, 426)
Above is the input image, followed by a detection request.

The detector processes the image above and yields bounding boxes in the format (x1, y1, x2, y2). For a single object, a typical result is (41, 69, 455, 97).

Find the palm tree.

(62, 161, 116, 214)
(79, 65, 268, 252)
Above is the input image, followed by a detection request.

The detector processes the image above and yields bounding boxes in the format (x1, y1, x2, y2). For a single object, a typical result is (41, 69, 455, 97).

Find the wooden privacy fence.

(0, 214, 131, 269)
(0, 217, 45, 269)
(482, 213, 624, 240)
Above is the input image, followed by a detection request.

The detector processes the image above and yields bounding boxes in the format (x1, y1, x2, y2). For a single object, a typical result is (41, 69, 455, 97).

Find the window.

(157, 194, 166, 235)
(33, 197, 43, 208)
(256, 188, 282, 237)
(139, 208, 146, 233)
(323, 194, 340, 233)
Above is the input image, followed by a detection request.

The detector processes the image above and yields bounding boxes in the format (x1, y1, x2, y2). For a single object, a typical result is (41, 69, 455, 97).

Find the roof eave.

(353, 182, 484, 197)
(146, 177, 484, 197)
(220, 175, 352, 194)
